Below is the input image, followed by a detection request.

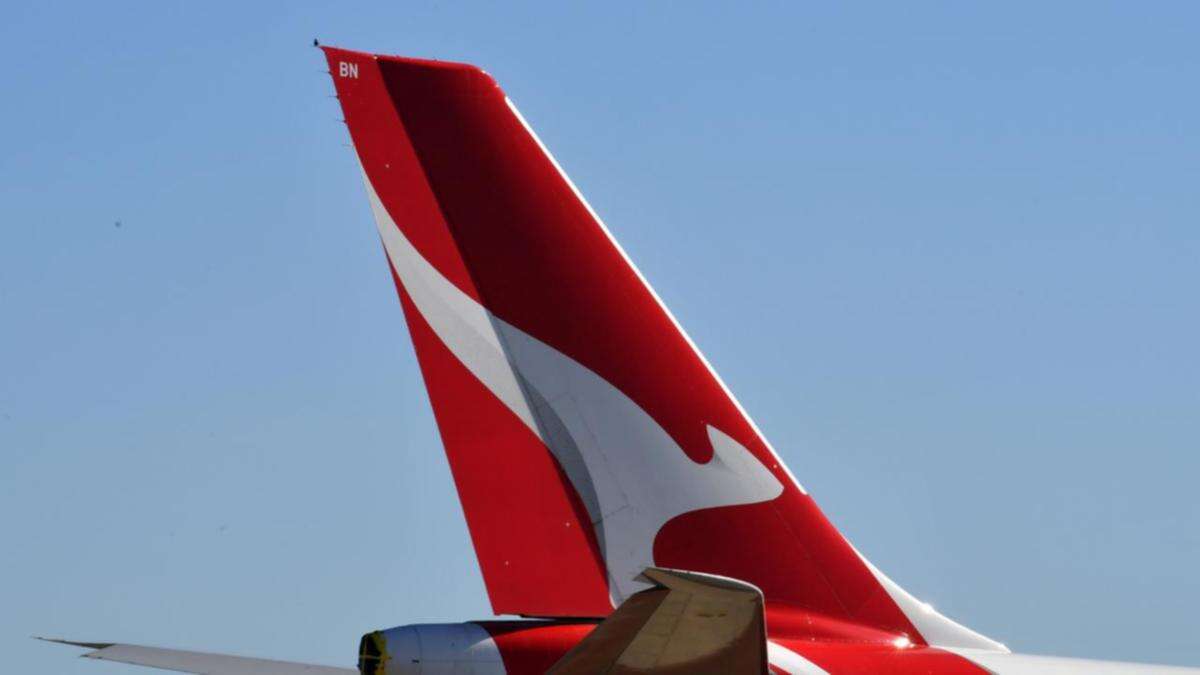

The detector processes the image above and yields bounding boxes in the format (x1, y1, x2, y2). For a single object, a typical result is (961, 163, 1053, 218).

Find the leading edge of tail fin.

(321, 46, 1004, 652)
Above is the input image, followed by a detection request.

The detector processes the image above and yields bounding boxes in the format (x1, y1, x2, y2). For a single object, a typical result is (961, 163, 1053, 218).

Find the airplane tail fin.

(321, 45, 1002, 652)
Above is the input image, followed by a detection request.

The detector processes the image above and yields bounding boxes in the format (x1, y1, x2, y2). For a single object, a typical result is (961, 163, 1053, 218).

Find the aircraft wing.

(37, 638, 355, 675)
(547, 568, 768, 675)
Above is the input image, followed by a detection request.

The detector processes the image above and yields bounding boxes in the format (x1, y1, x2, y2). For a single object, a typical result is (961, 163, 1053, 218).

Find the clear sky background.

(2, 2, 1198, 672)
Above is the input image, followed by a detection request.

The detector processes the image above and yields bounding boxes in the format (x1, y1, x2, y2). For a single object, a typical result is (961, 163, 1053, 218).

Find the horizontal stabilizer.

(548, 568, 768, 675)
(37, 637, 355, 675)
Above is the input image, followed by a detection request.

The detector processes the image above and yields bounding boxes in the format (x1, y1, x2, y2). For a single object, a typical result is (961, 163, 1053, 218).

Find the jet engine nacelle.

(358, 621, 595, 675)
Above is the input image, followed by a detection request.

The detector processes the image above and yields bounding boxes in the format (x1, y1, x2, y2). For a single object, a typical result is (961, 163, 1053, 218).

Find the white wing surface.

(38, 638, 356, 675)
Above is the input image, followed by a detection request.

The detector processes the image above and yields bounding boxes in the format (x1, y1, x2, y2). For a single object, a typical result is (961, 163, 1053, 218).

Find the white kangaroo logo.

(364, 173, 783, 604)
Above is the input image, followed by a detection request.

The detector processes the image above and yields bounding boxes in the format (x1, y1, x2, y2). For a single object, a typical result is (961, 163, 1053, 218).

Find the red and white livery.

(46, 46, 1198, 675)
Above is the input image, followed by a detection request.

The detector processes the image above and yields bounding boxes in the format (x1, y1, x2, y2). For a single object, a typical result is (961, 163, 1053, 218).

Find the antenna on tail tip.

(313, 38, 320, 47)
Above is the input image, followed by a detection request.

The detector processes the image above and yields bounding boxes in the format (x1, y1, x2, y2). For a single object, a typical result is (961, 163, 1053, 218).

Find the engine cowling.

(358, 620, 596, 675)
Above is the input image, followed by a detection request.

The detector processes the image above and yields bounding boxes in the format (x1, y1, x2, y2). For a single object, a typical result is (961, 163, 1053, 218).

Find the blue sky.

(2, 2, 1198, 672)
